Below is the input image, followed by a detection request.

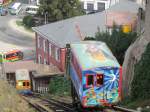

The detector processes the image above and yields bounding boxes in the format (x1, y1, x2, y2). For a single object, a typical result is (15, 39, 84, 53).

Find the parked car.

(9, 2, 22, 15)
(25, 5, 39, 15)
(0, 8, 8, 16)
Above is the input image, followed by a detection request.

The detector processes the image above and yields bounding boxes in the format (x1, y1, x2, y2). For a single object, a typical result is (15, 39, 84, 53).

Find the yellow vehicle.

(15, 69, 32, 94)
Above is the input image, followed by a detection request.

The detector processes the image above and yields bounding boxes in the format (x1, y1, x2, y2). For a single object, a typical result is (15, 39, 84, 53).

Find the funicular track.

(22, 93, 139, 112)
(21, 94, 76, 112)
(77, 106, 139, 112)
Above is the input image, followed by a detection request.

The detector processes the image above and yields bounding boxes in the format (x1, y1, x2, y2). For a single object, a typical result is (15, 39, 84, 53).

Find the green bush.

(84, 36, 95, 41)
(131, 43, 150, 100)
(84, 26, 137, 65)
(142, 108, 150, 112)
(48, 76, 71, 96)
(23, 15, 35, 28)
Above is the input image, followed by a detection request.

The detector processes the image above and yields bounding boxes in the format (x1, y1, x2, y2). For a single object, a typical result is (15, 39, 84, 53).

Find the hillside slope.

(0, 80, 34, 112)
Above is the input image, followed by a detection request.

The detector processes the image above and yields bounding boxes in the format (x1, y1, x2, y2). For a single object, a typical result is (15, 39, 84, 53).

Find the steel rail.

(22, 96, 49, 112)
(32, 93, 74, 110)
(113, 106, 139, 112)
(22, 94, 76, 112)
(35, 96, 75, 112)
(26, 93, 139, 112)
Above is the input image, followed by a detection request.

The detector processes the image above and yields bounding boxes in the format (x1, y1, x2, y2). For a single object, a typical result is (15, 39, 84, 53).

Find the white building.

(80, 0, 120, 13)
(36, 0, 40, 5)
(134, 0, 146, 7)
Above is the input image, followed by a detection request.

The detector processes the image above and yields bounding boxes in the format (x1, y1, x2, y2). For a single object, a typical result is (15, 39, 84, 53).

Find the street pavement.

(0, 3, 36, 60)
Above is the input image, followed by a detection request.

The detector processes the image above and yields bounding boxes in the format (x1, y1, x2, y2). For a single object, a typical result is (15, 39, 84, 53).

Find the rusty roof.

(3, 61, 63, 77)
(34, 64, 64, 78)
(3, 61, 37, 73)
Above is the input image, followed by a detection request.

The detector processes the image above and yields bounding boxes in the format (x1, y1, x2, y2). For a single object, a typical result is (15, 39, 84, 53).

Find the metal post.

(65, 44, 71, 79)
(1, 61, 5, 80)
(44, 11, 48, 24)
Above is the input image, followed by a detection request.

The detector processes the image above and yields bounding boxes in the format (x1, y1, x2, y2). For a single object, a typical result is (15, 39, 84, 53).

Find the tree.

(131, 43, 150, 100)
(84, 36, 95, 41)
(84, 26, 137, 65)
(23, 15, 35, 28)
(38, 0, 84, 22)
(48, 76, 71, 96)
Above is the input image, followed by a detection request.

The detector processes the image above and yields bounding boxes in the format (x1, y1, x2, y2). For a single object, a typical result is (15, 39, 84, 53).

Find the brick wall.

(36, 33, 64, 72)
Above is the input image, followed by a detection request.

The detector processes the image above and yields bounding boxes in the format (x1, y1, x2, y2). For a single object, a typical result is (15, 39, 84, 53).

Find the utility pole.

(45, 11, 48, 24)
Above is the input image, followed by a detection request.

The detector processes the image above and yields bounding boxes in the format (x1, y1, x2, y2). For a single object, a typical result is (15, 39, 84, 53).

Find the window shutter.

(49, 44, 51, 55)
(37, 35, 40, 48)
(43, 40, 45, 52)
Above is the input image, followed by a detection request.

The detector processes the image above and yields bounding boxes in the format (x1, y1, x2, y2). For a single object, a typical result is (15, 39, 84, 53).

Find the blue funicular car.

(66, 41, 122, 108)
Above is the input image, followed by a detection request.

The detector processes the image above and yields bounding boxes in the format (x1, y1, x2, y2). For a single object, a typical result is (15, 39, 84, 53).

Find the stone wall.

(122, 0, 150, 97)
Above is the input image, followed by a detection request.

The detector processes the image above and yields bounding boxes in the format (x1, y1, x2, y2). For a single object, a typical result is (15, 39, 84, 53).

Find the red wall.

(48, 44, 64, 71)
(36, 33, 65, 72)
(60, 48, 66, 71)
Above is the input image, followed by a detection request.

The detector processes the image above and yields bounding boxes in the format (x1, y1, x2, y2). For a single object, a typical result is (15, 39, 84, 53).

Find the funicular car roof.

(70, 41, 120, 70)
(0, 49, 21, 55)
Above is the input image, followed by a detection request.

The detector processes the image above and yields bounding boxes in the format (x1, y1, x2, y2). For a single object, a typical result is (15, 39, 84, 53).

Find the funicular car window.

(17, 51, 22, 57)
(23, 82, 26, 86)
(26, 82, 29, 86)
(96, 74, 103, 86)
(86, 75, 94, 87)
(6, 53, 17, 59)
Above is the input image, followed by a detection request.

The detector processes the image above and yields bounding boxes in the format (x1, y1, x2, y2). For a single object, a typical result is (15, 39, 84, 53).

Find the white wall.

(36, 0, 40, 5)
(80, 0, 120, 11)
(135, 0, 146, 7)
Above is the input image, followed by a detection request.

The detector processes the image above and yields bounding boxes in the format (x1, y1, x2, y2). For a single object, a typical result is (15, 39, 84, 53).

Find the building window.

(49, 43, 51, 55)
(138, 7, 145, 20)
(87, 3, 94, 12)
(37, 36, 40, 48)
(38, 54, 42, 64)
(45, 40, 47, 52)
(44, 58, 47, 64)
(51, 45, 56, 58)
(97, 2, 105, 12)
(55, 48, 60, 61)
(40, 38, 42, 48)
(43, 40, 46, 52)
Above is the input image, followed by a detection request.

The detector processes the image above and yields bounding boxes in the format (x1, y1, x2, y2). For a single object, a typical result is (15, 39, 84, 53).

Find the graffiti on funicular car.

(66, 41, 122, 108)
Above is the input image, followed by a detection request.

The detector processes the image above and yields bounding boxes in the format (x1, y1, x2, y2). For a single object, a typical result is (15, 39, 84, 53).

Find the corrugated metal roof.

(33, 1, 140, 48)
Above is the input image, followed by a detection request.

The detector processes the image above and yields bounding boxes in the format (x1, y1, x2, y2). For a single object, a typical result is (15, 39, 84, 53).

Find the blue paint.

(69, 41, 121, 107)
